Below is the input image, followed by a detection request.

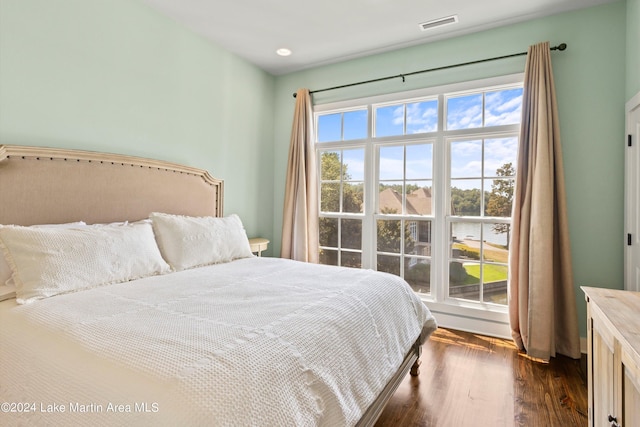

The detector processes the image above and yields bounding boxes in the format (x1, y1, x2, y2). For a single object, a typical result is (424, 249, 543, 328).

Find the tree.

(485, 162, 515, 248)
(319, 152, 363, 266)
(451, 187, 482, 216)
(319, 152, 417, 272)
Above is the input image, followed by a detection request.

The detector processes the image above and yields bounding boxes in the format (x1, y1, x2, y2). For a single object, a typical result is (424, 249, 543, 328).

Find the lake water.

(451, 222, 509, 246)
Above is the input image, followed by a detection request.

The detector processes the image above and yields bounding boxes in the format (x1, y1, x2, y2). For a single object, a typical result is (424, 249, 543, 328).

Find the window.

(448, 137, 516, 304)
(377, 142, 434, 294)
(319, 148, 365, 267)
(315, 75, 523, 332)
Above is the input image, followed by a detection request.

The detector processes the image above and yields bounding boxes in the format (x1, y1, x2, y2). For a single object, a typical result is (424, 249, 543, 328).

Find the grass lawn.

(452, 242, 509, 263)
(462, 264, 508, 285)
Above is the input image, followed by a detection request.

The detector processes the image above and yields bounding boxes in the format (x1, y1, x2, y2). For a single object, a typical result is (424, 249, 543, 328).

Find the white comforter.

(0, 257, 436, 427)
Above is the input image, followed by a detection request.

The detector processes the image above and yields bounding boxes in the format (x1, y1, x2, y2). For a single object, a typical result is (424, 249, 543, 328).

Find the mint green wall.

(0, 0, 276, 244)
(628, 0, 640, 99)
(273, 1, 627, 339)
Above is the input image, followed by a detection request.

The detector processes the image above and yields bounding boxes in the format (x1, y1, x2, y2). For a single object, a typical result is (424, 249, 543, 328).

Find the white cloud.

(485, 109, 522, 126)
(450, 179, 482, 191)
(407, 105, 438, 133)
(392, 105, 404, 126)
(406, 158, 432, 179)
(451, 160, 482, 178)
(484, 138, 518, 175)
(451, 140, 482, 155)
(378, 157, 404, 180)
(342, 149, 365, 180)
(448, 104, 482, 130)
(485, 91, 523, 126)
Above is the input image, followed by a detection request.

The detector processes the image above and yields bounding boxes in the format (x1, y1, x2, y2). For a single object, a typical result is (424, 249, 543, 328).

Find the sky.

(318, 86, 523, 191)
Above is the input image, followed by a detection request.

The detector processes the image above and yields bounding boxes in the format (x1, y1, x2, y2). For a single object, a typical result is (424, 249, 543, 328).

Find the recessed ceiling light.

(419, 15, 458, 31)
(276, 48, 292, 57)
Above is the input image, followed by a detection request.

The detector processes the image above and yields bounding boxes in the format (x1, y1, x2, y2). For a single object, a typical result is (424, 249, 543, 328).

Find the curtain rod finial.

(293, 92, 297, 98)
(556, 43, 567, 51)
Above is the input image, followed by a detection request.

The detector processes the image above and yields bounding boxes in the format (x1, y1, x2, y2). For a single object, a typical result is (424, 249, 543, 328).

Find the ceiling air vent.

(419, 15, 458, 31)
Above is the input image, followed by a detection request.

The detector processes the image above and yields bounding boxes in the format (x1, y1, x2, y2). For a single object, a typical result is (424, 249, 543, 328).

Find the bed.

(0, 145, 437, 426)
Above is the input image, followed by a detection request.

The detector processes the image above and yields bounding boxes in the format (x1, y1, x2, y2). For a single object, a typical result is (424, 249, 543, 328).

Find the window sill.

(420, 297, 511, 339)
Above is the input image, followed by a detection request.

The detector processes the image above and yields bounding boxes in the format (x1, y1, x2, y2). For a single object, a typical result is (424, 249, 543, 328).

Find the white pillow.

(0, 283, 16, 302)
(0, 221, 170, 304)
(150, 212, 253, 271)
(0, 221, 86, 288)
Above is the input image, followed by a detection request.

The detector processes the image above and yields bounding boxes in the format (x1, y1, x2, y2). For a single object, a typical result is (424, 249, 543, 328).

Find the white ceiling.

(140, 0, 614, 75)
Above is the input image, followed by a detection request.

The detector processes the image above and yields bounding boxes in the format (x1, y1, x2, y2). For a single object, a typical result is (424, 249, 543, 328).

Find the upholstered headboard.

(0, 145, 223, 226)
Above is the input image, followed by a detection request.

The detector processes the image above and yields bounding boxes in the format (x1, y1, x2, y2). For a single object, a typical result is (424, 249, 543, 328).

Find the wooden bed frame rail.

(356, 337, 423, 426)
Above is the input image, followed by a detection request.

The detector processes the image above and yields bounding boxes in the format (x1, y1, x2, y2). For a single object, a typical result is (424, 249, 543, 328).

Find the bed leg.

(410, 358, 422, 376)
(410, 341, 422, 376)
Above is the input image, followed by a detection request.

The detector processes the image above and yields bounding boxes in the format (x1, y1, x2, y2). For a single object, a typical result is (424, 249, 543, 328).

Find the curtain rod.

(292, 43, 567, 98)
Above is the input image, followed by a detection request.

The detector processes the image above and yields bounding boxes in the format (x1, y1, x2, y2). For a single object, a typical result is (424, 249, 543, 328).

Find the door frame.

(625, 91, 640, 292)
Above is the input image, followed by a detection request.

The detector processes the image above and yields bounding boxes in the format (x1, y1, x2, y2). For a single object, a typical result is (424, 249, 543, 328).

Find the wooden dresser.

(582, 287, 640, 427)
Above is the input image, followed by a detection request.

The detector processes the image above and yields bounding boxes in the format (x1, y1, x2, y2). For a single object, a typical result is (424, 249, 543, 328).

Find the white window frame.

(314, 74, 524, 338)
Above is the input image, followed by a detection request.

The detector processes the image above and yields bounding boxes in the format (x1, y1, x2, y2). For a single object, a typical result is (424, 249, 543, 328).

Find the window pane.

(485, 179, 514, 218)
(485, 88, 523, 127)
(378, 183, 402, 214)
(377, 219, 401, 253)
(483, 264, 508, 304)
(319, 249, 338, 266)
(406, 100, 438, 134)
(341, 219, 362, 250)
(320, 151, 341, 181)
(405, 258, 430, 294)
(379, 145, 404, 180)
(320, 183, 340, 212)
(451, 222, 481, 260)
(484, 138, 517, 177)
(450, 180, 482, 216)
(342, 251, 362, 268)
(450, 140, 482, 178)
(447, 93, 482, 130)
(450, 261, 480, 301)
(406, 144, 432, 180)
(408, 219, 432, 256)
(377, 254, 400, 276)
(343, 182, 363, 213)
(482, 224, 510, 261)
(319, 217, 338, 247)
(375, 104, 404, 137)
(405, 182, 432, 215)
(343, 148, 365, 181)
(317, 113, 342, 142)
(406, 220, 418, 254)
(343, 110, 368, 140)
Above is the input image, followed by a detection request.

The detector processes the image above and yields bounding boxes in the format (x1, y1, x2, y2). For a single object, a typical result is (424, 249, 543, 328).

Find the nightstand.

(248, 238, 269, 257)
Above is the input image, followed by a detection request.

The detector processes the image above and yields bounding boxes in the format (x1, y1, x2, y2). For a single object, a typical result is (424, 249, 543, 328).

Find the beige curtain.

(281, 89, 319, 262)
(509, 42, 580, 361)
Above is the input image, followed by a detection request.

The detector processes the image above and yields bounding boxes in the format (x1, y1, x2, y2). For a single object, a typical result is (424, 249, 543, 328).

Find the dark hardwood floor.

(376, 328, 588, 427)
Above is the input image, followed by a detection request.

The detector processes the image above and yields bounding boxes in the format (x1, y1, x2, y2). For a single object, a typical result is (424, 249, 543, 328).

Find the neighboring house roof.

(406, 187, 432, 215)
(379, 187, 431, 215)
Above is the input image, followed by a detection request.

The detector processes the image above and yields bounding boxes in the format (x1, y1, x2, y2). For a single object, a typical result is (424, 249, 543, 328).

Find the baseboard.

(429, 310, 512, 340)
(434, 312, 590, 356)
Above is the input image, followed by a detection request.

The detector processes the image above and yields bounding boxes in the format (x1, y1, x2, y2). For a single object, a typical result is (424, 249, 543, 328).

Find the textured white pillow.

(0, 282, 16, 302)
(0, 221, 86, 287)
(0, 221, 170, 304)
(0, 281, 16, 301)
(150, 212, 253, 271)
